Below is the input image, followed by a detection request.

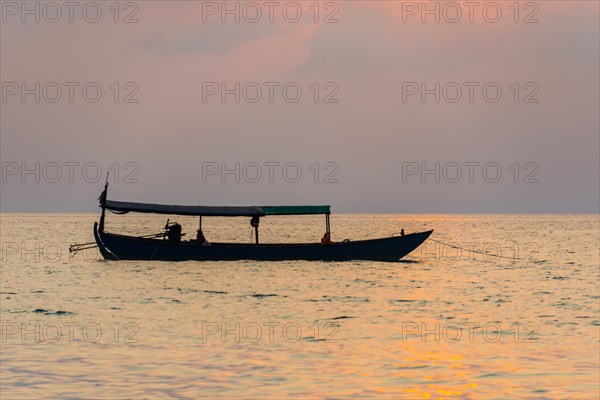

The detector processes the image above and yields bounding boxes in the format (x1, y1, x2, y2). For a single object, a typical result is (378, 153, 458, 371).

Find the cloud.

(139, 21, 289, 55)
(1, 1, 598, 212)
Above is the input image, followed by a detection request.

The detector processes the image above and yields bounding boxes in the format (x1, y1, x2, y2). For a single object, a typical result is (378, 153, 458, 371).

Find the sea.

(1, 214, 598, 399)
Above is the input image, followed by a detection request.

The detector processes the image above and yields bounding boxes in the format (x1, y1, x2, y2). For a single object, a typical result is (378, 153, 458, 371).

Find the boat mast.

(98, 172, 109, 233)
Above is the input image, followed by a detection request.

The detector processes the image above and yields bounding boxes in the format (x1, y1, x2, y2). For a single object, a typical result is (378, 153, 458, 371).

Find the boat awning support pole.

(326, 213, 331, 236)
(199, 216, 202, 230)
(250, 216, 260, 245)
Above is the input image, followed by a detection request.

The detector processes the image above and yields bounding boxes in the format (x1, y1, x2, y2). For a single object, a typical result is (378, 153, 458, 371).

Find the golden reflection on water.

(1, 214, 599, 398)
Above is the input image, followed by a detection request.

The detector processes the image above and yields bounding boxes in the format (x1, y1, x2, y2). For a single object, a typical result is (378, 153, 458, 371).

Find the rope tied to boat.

(70, 231, 168, 254)
(426, 238, 528, 260)
(69, 241, 97, 254)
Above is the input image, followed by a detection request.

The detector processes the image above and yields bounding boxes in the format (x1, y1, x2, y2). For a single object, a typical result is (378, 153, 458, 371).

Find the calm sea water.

(1, 214, 598, 399)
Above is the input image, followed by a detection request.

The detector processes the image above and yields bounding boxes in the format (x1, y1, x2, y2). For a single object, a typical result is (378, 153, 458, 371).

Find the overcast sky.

(1, 1, 598, 213)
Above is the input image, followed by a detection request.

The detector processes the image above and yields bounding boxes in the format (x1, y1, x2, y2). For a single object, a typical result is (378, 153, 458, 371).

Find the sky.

(1, 0, 599, 213)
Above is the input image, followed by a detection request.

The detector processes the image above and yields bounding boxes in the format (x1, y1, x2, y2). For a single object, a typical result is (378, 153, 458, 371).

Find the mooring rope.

(69, 232, 166, 254)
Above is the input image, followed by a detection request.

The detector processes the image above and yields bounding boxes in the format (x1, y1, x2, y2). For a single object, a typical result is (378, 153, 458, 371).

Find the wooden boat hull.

(94, 222, 433, 262)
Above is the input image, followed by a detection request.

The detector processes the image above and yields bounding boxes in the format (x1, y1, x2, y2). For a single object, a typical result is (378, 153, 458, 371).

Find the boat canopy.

(104, 200, 330, 217)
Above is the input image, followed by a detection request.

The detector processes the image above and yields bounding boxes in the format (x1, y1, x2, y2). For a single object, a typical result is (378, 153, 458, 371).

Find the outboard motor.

(167, 223, 182, 243)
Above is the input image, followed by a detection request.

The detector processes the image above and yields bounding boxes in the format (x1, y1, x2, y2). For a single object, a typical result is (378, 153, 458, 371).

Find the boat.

(84, 182, 433, 262)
